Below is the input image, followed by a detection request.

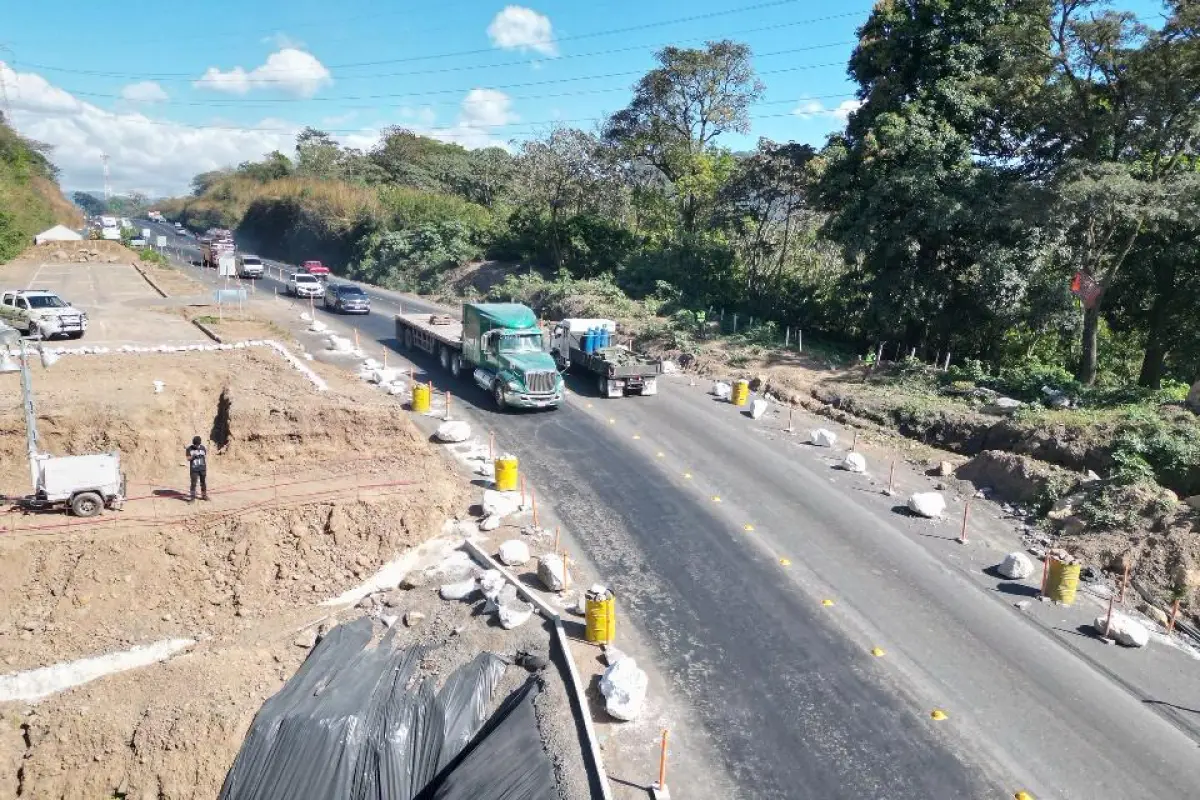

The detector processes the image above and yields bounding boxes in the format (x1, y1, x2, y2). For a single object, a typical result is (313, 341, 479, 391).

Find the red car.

(302, 260, 330, 280)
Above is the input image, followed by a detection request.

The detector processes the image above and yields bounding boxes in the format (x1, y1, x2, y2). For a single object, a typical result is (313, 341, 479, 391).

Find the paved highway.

(143, 220, 1200, 799)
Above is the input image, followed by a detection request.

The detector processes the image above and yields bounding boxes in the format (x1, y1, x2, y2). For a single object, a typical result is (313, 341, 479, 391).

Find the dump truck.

(549, 318, 661, 397)
(201, 234, 234, 268)
(395, 303, 564, 410)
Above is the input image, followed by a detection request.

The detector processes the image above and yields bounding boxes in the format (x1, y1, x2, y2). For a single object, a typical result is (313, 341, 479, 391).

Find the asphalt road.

(143, 220, 1200, 799)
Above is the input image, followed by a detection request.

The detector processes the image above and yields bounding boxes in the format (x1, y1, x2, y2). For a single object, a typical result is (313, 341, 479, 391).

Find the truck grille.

(524, 370, 557, 394)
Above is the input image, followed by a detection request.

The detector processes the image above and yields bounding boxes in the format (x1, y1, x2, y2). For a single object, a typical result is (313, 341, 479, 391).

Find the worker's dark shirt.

(186, 444, 207, 472)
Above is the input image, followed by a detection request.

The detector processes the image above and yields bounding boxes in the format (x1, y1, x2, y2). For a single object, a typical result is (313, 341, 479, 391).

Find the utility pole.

(100, 152, 112, 204)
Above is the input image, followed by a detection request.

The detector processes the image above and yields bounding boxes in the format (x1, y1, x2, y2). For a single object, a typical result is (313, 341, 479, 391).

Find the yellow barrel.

(411, 383, 430, 413)
(494, 456, 519, 492)
(585, 586, 617, 644)
(731, 379, 750, 406)
(1046, 559, 1081, 605)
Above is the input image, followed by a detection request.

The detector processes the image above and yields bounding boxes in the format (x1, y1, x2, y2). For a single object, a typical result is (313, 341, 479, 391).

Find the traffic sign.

(155, 235, 167, 248)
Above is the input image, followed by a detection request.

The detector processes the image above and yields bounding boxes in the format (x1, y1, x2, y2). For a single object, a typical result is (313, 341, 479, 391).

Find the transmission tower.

(100, 152, 111, 203)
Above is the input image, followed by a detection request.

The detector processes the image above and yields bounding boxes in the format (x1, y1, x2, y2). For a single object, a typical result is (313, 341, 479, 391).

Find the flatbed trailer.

(549, 318, 660, 397)
(395, 311, 465, 373)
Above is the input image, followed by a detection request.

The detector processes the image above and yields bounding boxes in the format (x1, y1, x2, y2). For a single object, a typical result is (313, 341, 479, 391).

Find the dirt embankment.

(0, 348, 467, 799)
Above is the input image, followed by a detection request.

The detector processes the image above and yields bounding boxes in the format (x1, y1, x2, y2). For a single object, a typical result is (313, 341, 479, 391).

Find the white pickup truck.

(0, 289, 88, 339)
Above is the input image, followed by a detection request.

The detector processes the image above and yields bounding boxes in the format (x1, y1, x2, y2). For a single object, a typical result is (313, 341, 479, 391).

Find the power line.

(55, 57, 847, 108)
(16, 5, 859, 79)
(10, 94, 859, 139)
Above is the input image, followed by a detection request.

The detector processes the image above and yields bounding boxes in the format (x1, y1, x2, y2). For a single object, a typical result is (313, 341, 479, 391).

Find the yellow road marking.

(870, 647, 886, 657)
(779, 558, 791, 566)
(633, 434, 641, 440)
(656, 452, 664, 458)
(743, 524, 755, 532)
(930, 709, 948, 721)
(683, 472, 692, 479)
(821, 599, 834, 607)
(711, 496, 721, 503)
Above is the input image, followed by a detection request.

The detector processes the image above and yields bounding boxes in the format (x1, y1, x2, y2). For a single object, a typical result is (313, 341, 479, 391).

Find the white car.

(0, 289, 88, 339)
(287, 272, 325, 298)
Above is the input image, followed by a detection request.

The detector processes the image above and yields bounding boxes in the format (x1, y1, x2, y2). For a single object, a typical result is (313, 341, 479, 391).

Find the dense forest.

(159, 0, 1200, 392)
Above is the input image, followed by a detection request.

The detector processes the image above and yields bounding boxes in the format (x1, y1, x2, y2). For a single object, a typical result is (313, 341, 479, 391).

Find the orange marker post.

(353, 329, 360, 350)
(851, 430, 859, 452)
(887, 460, 896, 495)
(520, 475, 527, 508)
(958, 499, 972, 544)
(445, 390, 452, 420)
(531, 489, 539, 527)
(1103, 594, 1115, 639)
(383, 349, 388, 369)
(562, 548, 570, 590)
(488, 431, 495, 462)
(657, 729, 669, 790)
(1039, 557, 1050, 598)
(1119, 562, 1131, 603)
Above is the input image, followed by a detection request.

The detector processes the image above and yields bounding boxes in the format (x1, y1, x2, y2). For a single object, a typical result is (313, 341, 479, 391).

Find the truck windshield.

(27, 296, 67, 309)
(498, 333, 543, 353)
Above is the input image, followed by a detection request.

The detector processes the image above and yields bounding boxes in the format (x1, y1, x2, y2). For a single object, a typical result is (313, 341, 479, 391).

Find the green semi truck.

(394, 303, 564, 410)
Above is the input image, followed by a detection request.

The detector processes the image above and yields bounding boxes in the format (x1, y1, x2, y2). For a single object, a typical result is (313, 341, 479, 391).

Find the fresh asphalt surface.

(143, 221, 1200, 799)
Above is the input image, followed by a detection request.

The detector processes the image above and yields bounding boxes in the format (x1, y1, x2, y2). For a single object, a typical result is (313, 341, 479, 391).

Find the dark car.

(324, 283, 371, 314)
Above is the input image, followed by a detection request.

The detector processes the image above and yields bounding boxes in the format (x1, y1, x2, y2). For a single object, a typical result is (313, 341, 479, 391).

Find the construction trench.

(0, 311, 616, 798)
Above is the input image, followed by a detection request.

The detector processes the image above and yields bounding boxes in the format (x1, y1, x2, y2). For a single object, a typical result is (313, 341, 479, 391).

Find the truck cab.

(463, 304, 563, 409)
(302, 260, 330, 281)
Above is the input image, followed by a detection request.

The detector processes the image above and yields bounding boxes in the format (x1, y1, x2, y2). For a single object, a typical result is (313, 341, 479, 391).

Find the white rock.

(599, 656, 648, 721)
(363, 358, 380, 370)
(479, 570, 507, 603)
(495, 585, 534, 629)
(661, 360, 678, 374)
(498, 539, 531, 567)
(299, 312, 312, 322)
(711, 381, 732, 400)
(478, 515, 501, 532)
(841, 452, 867, 474)
(537, 553, 568, 592)
(386, 382, 407, 396)
(1094, 612, 1150, 648)
(483, 489, 523, 519)
(439, 578, 478, 601)
(998, 552, 1034, 580)
(749, 399, 769, 419)
(810, 428, 838, 447)
(435, 420, 472, 443)
(908, 492, 947, 518)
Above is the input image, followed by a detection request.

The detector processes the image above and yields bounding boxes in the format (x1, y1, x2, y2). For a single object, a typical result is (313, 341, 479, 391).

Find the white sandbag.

(711, 381, 732, 400)
(498, 539, 531, 567)
(435, 420, 472, 443)
(537, 553, 568, 592)
(999, 552, 1034, 580)
(479, 514, 501, 532)
(386, 382, 407, 396)
(810, 429, 838, 447)
(750, 399, 769, 419)
(299, 312, 312, 322)
(439, 578, 478, 601)
(483, 489, 522, 519)
(841, 452, 867, 474)
(1094, 612, 1150, 647)
(363, 358, 380, 370)
(308, 321, 328, 333)
(498, 587, 534, 630)
(599, 656, 648, 721)
(908, 492, 946, 518)
(153, 380, 165, 394)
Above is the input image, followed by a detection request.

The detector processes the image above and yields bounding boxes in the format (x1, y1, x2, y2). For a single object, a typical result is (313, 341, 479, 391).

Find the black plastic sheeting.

(218, 618, 558, 800)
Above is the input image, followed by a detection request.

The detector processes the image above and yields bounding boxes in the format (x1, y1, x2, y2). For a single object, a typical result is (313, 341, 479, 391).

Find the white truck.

(236, 254, 265, 279)
(0, 289, 88, 339)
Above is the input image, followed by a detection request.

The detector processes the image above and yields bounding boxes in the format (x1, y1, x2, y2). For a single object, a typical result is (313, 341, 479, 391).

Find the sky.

(0, 0, 1169, 198)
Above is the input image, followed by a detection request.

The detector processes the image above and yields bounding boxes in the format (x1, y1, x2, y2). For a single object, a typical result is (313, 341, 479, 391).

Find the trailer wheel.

(450, 353, 462, 377)
(597, 375, 609, 397)
(403, 327, 413, 350)
(439, 345, 451, 371)
(70, 492, 103, 518)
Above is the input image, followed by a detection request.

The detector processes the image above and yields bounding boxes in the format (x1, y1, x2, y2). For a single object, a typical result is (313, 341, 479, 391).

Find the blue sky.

(0, 0, 1170, 196)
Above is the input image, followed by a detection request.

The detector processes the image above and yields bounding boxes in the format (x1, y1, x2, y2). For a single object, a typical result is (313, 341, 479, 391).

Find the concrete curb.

(461, 539, 614, 800)
(129, 260, 170, 299)
(192, 320, 222, 343)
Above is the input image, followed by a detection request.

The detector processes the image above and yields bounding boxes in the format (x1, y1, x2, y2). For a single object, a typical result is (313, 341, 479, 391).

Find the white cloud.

(120, 81, 169, 104)
(793, 98, 862, 122)
(487, 6, 557, 56)
(0, 63, 514, 196)
(262, 32, 306, 50)
(194, 48, 332, 98)
(460, 89, 517, 128)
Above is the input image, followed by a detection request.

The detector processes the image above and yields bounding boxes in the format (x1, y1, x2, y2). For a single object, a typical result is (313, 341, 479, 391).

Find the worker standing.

(186, 435, 209, 502)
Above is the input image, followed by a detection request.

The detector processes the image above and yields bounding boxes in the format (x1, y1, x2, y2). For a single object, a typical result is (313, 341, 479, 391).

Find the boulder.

(498, 539, 531, 567)
(982, 396, 1024, 416)
(435, 420, 472, 443)
(599, 656, 648, 721)
(537, 553, 568, 592)
(711, 381, 732, 400)
(1138, 603, 1171, 628)
(810, 428, 838, 447)
(479, 570, 507, 605)
(439, 578, 478, 601)
(482, 489, 522, 519)
(478, 514, 501, 532)
(404, 611, 426, 627)
(1094, 612, 1150, 648)
(841, 453, 867, 474)
(496, 585, 534, 629)
(749, 399, 769, 419)
(908, 492, 947, 518)
(935, 461, 954, 477)
(998, 552, 1034, 580)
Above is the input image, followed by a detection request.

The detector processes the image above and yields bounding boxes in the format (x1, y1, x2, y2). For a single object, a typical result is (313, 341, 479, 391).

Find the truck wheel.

(492, 382, 506, 410)
(439, 346, 451, 371)
(403, 328, 413, 350)
(597, 375, 609, 397)
(70, 492, 103, 518)
(450, 353, 462, 377)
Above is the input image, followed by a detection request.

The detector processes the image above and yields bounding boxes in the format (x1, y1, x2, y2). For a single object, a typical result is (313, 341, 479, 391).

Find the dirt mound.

(17, 240, 139, 264)
(955, 451, 1079, 506)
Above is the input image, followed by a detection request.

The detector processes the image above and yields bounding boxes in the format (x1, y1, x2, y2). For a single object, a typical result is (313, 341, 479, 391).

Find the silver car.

(287, 272, 325, 298)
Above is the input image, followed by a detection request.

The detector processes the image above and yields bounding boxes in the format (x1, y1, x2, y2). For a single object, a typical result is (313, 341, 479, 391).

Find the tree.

(604, 40, 763, 232)
(236, 151, 293, 182)
(191, 169, 231, 196)
(73, 191, 105, 216)
(369, 127, 471, 192)
(295, 128, 344, 179)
